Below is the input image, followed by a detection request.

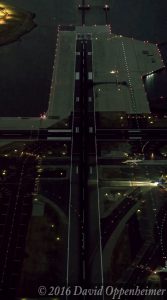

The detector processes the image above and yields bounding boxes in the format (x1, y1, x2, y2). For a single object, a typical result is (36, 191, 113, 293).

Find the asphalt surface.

(66, 32, 104, 298)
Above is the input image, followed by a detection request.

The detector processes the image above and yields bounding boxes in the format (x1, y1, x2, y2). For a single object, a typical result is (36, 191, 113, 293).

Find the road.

(66, 32, 104, 298)
(2, 128, 167, 142)
(0, 155, 36, 299)
(101, 194, 138, 248)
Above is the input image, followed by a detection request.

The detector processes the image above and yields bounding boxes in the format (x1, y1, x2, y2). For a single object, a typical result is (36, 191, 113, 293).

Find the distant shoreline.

(0, 7, 36, 46)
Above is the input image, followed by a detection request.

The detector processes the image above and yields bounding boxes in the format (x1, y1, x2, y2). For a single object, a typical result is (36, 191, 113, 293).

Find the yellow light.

(56, 237, 60, 241)
(5, 8, 13, 15)
(0, 19, 5, 24)
(151, 153, 154, 159)
(150, 182, 158, 186)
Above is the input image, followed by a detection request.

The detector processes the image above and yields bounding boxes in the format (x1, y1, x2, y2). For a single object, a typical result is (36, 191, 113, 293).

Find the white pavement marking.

(76, 165, 79, 174)
(92, 38, 104, 298)
(89, 166, 93, 174)
(47, 137, 71, 141)
(83, 260, 85, 280)
(129, 137, 142, 140)
(66, 38, 76, 292)
(75, 72, 80, 80)
(82, 232, 85, 249)
(83, 210, 85, 223)
(48, 129, 71, 132)
(88, 72, 93, 80)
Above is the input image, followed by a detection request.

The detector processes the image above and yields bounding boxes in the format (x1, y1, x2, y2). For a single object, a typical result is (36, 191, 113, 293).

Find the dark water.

(1, 0, 167, 116)
(110, 0, 167, 43)
(0, 0, 76, 117)
(144, 69, 167, 115)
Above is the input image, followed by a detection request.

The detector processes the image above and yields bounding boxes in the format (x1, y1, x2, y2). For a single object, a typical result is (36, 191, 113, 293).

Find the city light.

(151, 182, 159, 186)
(2, 169, 6, 175)
(40, 112, 47, 120)
(151, 152, 154, 159)
(110, 70, 118, 74)
(0, 5, 13, 24)
(129, 181, 159, 187)
(104, 5, 109, 9)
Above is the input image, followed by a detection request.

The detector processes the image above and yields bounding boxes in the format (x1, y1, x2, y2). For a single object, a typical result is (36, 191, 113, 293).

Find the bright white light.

(40, 113, 47, 120)
(147, 73, 154, 79)
(110, 70, 117, 74)
(151, 182, 159, 186)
